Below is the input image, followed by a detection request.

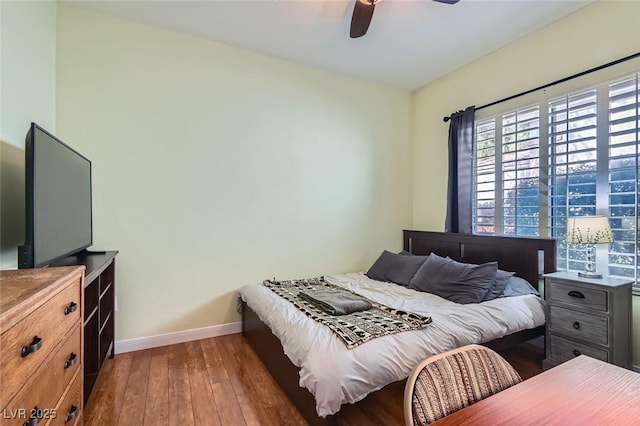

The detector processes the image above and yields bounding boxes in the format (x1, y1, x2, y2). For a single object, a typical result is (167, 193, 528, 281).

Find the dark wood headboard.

(403, 230, 557, 290)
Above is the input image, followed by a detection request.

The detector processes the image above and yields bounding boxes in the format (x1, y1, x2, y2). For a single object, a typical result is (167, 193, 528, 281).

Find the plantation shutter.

(474, 119, 497, 235)
(607, 74, 640, 283)
(548, 90, 598, 271)
(501, 106, 540, 237)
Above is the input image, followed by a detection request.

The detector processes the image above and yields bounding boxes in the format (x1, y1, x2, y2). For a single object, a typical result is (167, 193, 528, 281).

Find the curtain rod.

(443, 52, 640, 123)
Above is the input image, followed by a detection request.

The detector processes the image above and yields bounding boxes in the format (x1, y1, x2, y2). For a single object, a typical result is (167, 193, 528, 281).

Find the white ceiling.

(66, 0, 595, 91)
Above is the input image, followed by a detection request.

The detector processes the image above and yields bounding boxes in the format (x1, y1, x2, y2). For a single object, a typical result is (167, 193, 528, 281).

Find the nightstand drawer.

(549, 306, 608, 346)
(547, 281, 608, 312)
(549, 333, 609, 363)
(544, 271, 632, 369)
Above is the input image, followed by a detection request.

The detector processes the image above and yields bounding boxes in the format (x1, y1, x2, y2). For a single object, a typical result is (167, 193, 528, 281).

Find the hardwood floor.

(84, 334, 544, 425)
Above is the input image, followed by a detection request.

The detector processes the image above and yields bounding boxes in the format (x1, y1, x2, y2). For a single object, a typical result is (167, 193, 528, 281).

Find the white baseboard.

(114, 321, 242, 354)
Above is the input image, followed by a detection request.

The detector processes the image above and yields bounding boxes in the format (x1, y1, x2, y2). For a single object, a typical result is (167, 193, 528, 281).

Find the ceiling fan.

(350, 0, 460, 38)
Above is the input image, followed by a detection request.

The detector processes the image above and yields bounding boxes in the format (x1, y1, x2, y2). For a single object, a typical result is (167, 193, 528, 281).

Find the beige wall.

(56, 5, 412, 340)
(411, 0, 640, 364)
(0, 0, 56, 146)
(0, 0, 56, 269)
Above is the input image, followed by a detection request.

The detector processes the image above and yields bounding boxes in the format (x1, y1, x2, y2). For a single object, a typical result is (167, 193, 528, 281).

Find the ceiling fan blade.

(350, 1, 375, 39)
(432, 0, 460, 4)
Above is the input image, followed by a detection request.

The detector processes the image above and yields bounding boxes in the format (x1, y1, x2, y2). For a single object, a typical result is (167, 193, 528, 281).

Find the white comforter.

(239, 273, 545, 418)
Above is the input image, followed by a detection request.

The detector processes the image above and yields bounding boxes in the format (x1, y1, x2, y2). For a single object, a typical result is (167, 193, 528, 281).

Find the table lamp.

(565, 216, 613, 279)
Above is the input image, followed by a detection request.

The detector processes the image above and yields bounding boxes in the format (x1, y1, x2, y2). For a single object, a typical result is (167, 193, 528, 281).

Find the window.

(472, 72, 640, 287)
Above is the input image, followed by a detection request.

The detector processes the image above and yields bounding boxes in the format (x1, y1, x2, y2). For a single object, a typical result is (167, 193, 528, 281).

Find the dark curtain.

(445, 106, 476, 233)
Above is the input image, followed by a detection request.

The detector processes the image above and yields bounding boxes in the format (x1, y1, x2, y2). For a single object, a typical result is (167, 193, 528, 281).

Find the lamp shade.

(566, 216, 614, 244)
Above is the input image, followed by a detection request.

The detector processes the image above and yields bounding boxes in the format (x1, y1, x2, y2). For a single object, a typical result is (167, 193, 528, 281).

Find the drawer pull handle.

(573, 349, 581, 357)
(64, 352, 78, 369)
(23, 407, 43, 426)
(21, 336, 43, 357)
(573, 321, 581, 330)
(568, 290, 585, 299)
(64, 405, 78, 424)
(64, 302, 78, 315)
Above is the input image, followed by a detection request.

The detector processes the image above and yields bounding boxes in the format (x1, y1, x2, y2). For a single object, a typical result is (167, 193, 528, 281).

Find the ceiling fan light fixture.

(353, 0, 457, 39)
(350, 0, 376, 38)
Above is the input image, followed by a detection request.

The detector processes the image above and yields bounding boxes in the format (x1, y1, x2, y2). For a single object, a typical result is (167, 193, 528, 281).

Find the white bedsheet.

(239, 273, 545, 418)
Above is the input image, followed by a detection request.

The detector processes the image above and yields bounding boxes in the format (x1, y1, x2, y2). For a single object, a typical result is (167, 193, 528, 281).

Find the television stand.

(78, 249, 108, 255)
(52, 250, 118, 404)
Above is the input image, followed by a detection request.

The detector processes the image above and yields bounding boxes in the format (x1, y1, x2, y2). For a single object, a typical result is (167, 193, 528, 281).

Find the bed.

(239, 230, 557, 425)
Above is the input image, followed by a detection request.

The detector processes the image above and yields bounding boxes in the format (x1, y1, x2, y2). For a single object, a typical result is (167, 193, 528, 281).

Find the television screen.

(19, 123, 92, 268)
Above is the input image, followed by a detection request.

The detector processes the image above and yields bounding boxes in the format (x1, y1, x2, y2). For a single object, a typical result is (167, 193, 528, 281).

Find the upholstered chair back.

(404, 344, 522, 425)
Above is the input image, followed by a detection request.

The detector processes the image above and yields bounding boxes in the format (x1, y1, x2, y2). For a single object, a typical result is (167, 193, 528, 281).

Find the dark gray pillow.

(366, 250, 428, 286)
(482, 269, 515, 302)
(499, 276, 540, 298)
(409, 253, 498, 304)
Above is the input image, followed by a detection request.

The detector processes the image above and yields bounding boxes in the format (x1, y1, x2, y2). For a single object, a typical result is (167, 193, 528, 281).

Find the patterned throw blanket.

(264, 277, 432, 349)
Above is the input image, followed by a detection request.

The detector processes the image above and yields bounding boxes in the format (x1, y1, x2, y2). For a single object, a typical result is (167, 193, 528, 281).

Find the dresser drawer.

(47, 370, 82, 426)
(0, 278, 82, 408)
(1, 324, 82, 426)
(548, 306, 608, 346)
(549, 333, 609, 363)
(547, 281, 608, 312)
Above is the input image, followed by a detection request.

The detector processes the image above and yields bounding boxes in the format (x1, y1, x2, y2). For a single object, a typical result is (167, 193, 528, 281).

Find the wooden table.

(432, 356, 640, 425)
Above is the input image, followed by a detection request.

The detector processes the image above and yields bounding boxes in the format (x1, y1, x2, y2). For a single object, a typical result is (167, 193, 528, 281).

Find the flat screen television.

(18, 123, 93, 268)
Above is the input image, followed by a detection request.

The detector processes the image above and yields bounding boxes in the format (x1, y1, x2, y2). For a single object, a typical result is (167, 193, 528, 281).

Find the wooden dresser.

(0, 266, 84, 425)
(543, 271, 632, 370)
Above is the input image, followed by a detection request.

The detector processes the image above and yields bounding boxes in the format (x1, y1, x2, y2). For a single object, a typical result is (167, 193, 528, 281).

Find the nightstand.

(542, 271, 632, 370)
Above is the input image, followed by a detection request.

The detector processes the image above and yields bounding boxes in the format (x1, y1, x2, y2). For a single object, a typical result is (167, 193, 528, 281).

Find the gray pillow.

(482, 269, 515, 302)
(499, 276, 540, 298)
(409, 253, 498, 304)
(366, 250, 428, 286)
